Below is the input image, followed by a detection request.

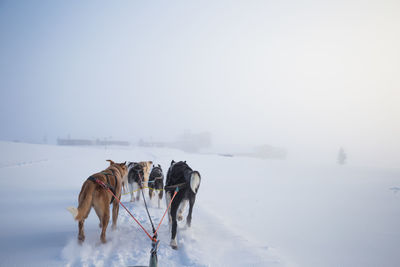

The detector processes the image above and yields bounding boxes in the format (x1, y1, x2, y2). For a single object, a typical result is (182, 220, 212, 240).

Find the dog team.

(67, 159, 201, 249)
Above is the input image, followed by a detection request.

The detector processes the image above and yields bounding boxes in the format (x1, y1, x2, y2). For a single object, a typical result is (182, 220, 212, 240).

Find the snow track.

(62, 193, 281, 267)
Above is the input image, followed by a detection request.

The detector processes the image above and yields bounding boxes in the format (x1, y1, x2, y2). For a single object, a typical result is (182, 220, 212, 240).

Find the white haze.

(0, 0, 399, 168)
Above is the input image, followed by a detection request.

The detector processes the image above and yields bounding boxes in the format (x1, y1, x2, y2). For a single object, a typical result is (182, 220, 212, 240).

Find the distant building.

(57, 138, 130, 146)
(95, 139, 130, 146)
(57, 138, 93, 146)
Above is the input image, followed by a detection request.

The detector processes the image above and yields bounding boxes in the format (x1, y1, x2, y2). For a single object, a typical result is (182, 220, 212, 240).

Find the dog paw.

(178, 215, 183, 221)
(78, 235, 85, 244)
(170, 239, 178, 250)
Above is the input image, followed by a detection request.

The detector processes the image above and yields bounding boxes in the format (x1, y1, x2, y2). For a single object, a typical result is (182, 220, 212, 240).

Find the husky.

(127, 162, 144, 202)
(67, 160, 128, 244)
(165, 160, 201, 249)
(148, 164, 164, 208)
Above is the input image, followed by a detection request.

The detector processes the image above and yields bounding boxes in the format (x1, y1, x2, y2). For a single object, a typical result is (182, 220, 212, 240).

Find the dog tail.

(190, 171, 201, 194)
(67, 206, 78, 219)
(67, 181, 95, 221)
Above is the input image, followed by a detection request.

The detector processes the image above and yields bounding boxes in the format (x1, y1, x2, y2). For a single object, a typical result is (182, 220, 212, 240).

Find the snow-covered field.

(0, 141, 399, 267)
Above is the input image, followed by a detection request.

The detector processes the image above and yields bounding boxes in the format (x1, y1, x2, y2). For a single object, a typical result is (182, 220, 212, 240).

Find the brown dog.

(67, 160, 128, 244)
(138, 161, 153, 187)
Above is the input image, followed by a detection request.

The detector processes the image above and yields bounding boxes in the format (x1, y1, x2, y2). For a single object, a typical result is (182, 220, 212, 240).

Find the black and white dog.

(165, 160, 201, 249)
(148, 164, 164, 208)
(127, 162, 144, 202)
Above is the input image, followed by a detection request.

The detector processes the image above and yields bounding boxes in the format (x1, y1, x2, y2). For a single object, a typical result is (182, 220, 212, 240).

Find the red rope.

(94, 178, 155, 241)
(94, 178, 180, 243)
(153, 189, 178, 237)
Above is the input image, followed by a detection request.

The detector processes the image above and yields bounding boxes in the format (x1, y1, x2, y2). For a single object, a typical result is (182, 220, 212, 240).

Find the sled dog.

(165, 160, 201, 249)
(139, 161, 153, 187)
(127, 162, 144, 202)
(67, 160, 127, 244)
(148, 164, 164, 208)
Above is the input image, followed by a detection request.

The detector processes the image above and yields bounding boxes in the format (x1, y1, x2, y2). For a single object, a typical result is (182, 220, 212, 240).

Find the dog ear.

(122, 161, 126, 166)
(106, 159, 115, 165)
(149, 161, 153, 164)
(171, 160, 175, 165)
(158, 164, 161, 168)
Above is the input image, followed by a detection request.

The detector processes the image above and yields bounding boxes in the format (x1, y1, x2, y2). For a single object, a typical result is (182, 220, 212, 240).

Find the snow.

(0, 141, 399, 266)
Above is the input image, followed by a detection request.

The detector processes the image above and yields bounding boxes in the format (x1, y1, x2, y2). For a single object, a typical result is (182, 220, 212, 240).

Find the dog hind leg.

(100, 206, 110, 243)
(170, 202, 179, 249)
(112, 198, 120, 230)
(78, 220, 85, 243)
(129, 183, 134, 202)
(136, 185, 141, 202)
(158, 190, 163, 209)
(165, 192, 172, 230)
(186, 195, 196, 228)
(177, 199, 188, 221)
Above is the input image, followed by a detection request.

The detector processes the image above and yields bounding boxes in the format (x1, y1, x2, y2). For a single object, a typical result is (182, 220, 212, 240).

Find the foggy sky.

(1, 0, 399, 167)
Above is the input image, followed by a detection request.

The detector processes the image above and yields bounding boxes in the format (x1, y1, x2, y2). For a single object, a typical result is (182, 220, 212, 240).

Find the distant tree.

(337, 147, 347, 165)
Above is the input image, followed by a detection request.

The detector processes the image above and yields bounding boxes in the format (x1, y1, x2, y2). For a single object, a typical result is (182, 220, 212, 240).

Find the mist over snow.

(1, 0, 400, 168)
(0, 0, 400, 266)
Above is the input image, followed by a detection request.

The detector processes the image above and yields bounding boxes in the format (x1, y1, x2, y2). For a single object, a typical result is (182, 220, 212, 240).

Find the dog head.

(151, 164, 163, 175)
(119, 161, 128, 177)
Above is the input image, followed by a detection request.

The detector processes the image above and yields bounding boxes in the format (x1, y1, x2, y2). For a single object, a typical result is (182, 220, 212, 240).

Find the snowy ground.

(0, 141, 399, 266)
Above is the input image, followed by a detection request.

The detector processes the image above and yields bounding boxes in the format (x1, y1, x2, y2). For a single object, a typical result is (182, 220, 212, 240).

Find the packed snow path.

(62, 195, 280, 267)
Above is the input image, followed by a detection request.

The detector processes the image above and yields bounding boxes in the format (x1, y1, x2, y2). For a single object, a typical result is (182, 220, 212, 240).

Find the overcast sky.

(1, 0, 399, 167)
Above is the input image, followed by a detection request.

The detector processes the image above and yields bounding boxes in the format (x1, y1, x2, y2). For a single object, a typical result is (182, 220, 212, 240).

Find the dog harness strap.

(164, 182, 187, 191)
(94, 172, 116, 204)
(113, 174, 118, 198)
(87, 176, 97, 183)
(110, 167, 122, 178)
(104, 173, 116, 204)
(115, 167, 122, 177)
(108, 169, 119, 193)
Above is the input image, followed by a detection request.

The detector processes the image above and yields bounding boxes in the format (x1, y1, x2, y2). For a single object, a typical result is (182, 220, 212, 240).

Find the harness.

(164, 182, 187, 191)
(87, 170, 117, 204)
